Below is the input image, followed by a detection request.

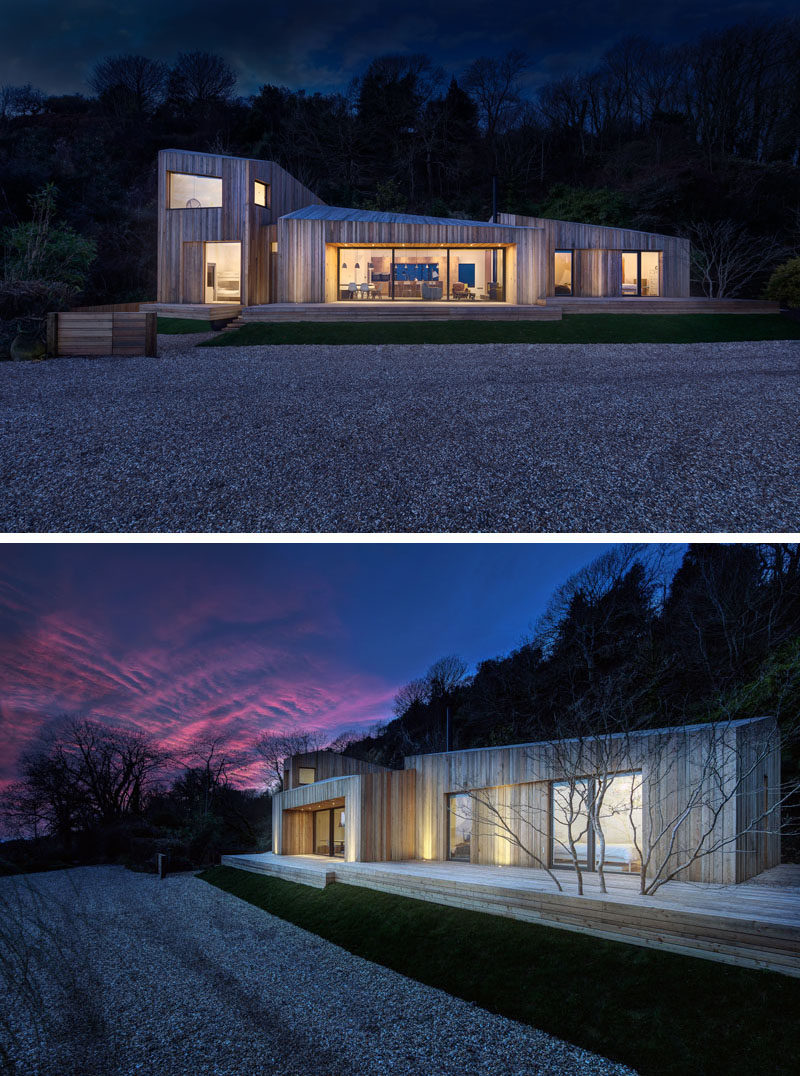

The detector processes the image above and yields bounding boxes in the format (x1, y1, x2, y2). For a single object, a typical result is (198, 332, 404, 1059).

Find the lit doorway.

(621, 251, 660, 296)
(313, 806, 345, 857)
(204, 242, 241, 302)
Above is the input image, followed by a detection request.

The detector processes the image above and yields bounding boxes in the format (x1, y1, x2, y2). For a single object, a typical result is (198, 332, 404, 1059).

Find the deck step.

(545, 298, 780, 314)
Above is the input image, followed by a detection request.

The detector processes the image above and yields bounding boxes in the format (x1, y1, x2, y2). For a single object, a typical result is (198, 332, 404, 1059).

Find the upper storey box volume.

(156, 149, 690, 308)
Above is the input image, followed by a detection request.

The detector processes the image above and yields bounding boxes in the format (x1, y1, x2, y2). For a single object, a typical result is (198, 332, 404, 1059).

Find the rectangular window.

(551, 780, 591, 869)
(640, 251, 660, 296)
(550, 773, 642, 873)
(447, 793, 471, 861)
(554, 250, 573, 295)
(298, 767, 316, 785)
(254, 180, 270, 208)
(168, 172, 222, 209)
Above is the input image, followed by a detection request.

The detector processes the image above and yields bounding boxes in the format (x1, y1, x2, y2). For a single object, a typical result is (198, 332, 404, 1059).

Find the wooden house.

(272, 716, 781, 885)
(155, 150, 692, 310)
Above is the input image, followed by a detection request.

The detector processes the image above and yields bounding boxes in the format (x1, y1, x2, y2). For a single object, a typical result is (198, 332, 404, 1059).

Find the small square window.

(254, 180, 270, 208)
(298, 767, 316, 785)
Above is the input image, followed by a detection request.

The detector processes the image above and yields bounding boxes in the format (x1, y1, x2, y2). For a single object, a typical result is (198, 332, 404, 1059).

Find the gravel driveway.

(1, 338, 798, 532)
(0, 865, 635, 1076)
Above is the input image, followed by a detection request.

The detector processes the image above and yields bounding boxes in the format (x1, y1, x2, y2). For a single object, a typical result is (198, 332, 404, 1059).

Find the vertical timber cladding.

(274, 775, 361, 859)
(497, 213, 691, 298)
(276, 216, 533, 304)
(405, 717, 780, 883)
(358, 771, 417, 861)
(158, 150, 324, 305)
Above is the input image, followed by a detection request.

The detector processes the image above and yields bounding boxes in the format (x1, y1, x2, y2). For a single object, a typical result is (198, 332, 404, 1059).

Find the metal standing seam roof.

(279, 205, 535, 229)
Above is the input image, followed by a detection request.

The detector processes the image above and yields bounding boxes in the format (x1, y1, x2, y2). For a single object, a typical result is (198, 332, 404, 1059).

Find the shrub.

(765, 256, 800, 308)
(0, 280, 75, 320)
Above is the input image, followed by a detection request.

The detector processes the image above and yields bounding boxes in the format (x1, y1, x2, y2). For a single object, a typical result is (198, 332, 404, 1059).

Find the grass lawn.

(200, 866, 800, 1076)
(157, 317, 215, 334)
(199, 313, 800, 347)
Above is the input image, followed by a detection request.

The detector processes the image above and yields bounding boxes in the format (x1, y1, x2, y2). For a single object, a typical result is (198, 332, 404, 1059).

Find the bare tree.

(167, 51, 237, 109)
(623, 706, 797, 895)
(463, 50, 529, 152)
(392, 678, 428, 718)
(253, 728, 327, 790)
(683, 219, 786, 298)
(88, 54, 167, 116)
(178, 733, 252, 815)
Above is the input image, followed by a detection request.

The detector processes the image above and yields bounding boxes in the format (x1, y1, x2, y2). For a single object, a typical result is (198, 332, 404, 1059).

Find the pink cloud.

(0, 562, 397, 791)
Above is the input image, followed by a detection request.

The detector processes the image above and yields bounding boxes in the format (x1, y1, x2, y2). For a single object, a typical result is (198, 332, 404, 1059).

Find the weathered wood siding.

(47, 311, 156, 357)
(157, 150, 322, 304)
(285, 750, 386, 791)
(273, 768, 415, 863)
(735, 718, 782, 882)
(359, 771, 417, 861)
(405, 717, 779, 884)
(273, 775, 362, 861)
(498, 213, 690, 298)
(275, 217, 540, 304)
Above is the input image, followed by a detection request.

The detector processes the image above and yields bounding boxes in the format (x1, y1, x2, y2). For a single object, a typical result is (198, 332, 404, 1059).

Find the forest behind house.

(1, 15, 800, 332)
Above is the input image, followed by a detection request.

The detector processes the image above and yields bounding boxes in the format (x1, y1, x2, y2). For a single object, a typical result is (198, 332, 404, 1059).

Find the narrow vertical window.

(554, 250, 573, 295)
(254, 180, 270, 208)
(447, 793, 471, 860)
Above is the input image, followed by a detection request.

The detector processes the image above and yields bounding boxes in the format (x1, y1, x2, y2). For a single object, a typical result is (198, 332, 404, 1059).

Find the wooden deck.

(235, 302, 562, 323)
(141, 302, 242, 323)
(220, 853, 800, 977)
(544, 296, 781, 314)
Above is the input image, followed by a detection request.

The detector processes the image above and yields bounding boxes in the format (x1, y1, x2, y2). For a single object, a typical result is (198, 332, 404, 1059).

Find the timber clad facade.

(272, 717, 781, 886)
(156, 150, 691, 309)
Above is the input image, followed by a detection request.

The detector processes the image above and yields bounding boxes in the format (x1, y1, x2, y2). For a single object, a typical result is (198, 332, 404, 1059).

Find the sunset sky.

(0, 542, 613, 790)
(2, 1, 794, 97)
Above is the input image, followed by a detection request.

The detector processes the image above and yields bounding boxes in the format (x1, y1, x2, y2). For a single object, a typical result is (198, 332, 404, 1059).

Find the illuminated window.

(554, 250, 573, 295)
(551, 773, 642, 873)
(622, 252, 661, 296)
(298, 767, 316, 785)
(447, 793, 471, 861)
(254, 180, 270, 208)
(168, 172, 222, 209)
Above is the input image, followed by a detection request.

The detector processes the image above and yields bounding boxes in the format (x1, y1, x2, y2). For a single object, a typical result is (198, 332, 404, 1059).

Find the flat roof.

(404, 714, 774, 763)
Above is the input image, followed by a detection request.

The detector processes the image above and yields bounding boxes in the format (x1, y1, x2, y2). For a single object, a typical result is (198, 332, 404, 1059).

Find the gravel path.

(0, 865, 636, 1076)
(1, 338, 798, 532)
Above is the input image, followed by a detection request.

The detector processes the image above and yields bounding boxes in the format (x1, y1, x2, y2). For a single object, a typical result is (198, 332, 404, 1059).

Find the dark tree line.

(0, 722, 270, 874)
(349, 545, 800, 785)
(1, 17, 799, 307)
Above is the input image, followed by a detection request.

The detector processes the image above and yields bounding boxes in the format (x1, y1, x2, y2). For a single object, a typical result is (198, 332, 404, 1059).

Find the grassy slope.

(157, 317, 215, 334)
(199, 313, 800, 347)
(199, 866, 800, 1076)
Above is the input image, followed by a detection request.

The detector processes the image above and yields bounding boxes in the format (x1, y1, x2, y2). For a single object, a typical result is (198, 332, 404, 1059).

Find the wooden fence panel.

(48, 312, 157, 357)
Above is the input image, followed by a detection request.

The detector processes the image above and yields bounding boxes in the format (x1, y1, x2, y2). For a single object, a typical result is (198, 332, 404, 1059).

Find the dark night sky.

(1, 1, 795, 97)
(0, 542, 620, 790)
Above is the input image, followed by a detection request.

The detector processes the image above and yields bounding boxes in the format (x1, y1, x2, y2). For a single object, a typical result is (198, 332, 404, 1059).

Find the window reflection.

(448, 793, 471, 860)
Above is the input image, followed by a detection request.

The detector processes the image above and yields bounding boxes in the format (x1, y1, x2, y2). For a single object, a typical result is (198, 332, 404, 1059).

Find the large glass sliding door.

(313, 807, 345, 857)
(621, 252, 660, 296)
(551, 773, 642, 873)
(337, 247, 506, 301)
